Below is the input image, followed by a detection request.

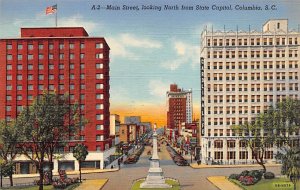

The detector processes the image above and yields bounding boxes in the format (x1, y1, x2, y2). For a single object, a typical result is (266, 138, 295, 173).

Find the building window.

(96, 94, 103, 99)
(28, 85, 34, 90)
(17, 75, 23, 80)
(28, 64, 33, 70)
(80, 74, 85, 79)
(7, 54, 12, 60)
(39, 64, 44, 70)
(96, 74, 103, 79)
(39, 44, 43, 49)
(80, 53, 84, 59)
(38, 85, 44, 90)
(96, 146, 101, 152)
(80, 135, 85, 141)
(96, 124, 104, 130)
(6, 85, 12, 90)
(80, 43, 85, 49)
(96, 84, 103, 89)
(59, 54, 64, 59)
(80, 63, 85, 69)
(59, 75, 64, 80)
(28, 75, 33, 80)
(80, 94, 85, 99)
(49, 54, 54, 59)
(49, 44, 54, 49)
(59, 44, 64, 49)
(17, 65, 23, 70)
(277, 23, 280, 29)
(70, 54, 74, 59)
(96, 135, 104, 141)
(6, 75, 12, 80)
(17, 106, 23, 112)
(49, 64, 54, 70)
(49, 85, 54, 90)
(17, 85, 22, 90)
(17, 95, 22, 101)
(38, 54, 44, 59)
(6, 95, 12, 101)
(96, 43, 103, 49)
(18, 54, 23, 60)
(49, 74, 54, 80)
(96, 63, 103, 69)
(6, 44, 12, 49)
(96, 53, 103, 59)
(70, 64, 74, 69)
(59, 84, 64, 90)
(38, 75, 44, 80)
(28, 54, 33, 60)
(59, 64, 64, 69)
(70, 74, 75, 80)
(70, 94, 74, 100)
(70, 84, 75, 90)
(18, 44, 23, 50)
(69, 43, 74, 49)
(80, 84, 85, 89)
(6, 105, 12, 111)
(96, 104, 103, 110)
(96, 114, 103, 120)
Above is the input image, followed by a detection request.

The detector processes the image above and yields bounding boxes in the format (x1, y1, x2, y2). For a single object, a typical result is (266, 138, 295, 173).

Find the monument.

(140, 124, 172, 188)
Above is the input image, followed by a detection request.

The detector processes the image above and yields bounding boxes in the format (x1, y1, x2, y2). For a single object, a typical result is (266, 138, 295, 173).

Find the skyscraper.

(0, 27, 113, 172)
(166, 84, 193, 139)
(200, 19, 300, 163)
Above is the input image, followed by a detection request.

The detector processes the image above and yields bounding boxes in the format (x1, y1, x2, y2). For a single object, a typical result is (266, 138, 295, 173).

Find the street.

(2, 143, 281, 190)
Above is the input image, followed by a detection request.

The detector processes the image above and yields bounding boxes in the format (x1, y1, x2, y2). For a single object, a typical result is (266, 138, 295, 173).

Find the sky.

(1, 0, 300, 127)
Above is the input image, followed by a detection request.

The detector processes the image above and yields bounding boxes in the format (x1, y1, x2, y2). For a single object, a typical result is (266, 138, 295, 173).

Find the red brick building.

(166, 84, 188, 139)
(0, 27, 111, 153)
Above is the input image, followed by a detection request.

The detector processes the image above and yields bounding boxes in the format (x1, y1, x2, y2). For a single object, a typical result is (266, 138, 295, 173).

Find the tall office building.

(200, 19, 300, 163)
(0, 27, 113, 172)
(166, 84, 193, 138)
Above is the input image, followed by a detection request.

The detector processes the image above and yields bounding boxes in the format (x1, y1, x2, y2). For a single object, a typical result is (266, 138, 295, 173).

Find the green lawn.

(131, 179, 180, 190)
(3, 185, 54, 190)
(229, 178, 300, 190)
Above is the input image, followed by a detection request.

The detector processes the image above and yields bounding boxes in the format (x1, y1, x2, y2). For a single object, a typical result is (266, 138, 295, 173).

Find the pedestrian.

(118, 159, 121, 169)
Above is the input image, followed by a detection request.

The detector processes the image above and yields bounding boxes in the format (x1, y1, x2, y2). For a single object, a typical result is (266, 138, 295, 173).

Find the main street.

(3, 142, 281, 190)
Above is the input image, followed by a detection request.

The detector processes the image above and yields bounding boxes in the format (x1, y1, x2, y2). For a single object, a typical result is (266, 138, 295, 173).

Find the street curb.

(189, 164, 281, 169)
(206, 176, 224, 190)
(99, 179, 109, 190)
(11, 168, 120, 179)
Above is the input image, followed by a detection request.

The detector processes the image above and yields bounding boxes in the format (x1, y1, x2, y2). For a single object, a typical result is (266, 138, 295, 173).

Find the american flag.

(46, 4, 57, 15)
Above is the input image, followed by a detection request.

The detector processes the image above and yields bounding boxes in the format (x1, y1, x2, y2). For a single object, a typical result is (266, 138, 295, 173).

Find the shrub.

(229, 174, 239, 180)
(248, 170, 263, 180)
(240, 170, 249, 177)
(264, 172, 275, 179)
(239, 176, 255, 186)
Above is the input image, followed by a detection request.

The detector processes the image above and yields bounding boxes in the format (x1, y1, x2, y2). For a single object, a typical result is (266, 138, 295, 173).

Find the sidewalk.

(207, 176, 241, 190)
(12, 168, 119, 178)
(74, 179, 108, 190)
(190, 163, 281, 169)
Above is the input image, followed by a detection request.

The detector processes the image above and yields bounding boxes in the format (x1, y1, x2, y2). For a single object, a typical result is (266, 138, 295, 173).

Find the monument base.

(140, 165, 172, 188)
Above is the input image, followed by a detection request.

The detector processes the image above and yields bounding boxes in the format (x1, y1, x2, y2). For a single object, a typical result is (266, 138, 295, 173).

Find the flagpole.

(55, 5, 57, 27)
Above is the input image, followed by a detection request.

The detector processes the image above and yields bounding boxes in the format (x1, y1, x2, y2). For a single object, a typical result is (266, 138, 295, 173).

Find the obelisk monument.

(140, 124, 171, 188)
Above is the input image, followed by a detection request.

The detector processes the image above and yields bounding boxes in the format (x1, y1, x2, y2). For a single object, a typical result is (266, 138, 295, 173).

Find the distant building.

(166, 84, 193, 139)
(124, 116, 141, 124)
(110, 114, 120, 146)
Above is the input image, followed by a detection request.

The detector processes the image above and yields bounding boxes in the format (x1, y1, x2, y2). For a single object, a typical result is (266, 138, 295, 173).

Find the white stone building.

(200, 19, 300, 164)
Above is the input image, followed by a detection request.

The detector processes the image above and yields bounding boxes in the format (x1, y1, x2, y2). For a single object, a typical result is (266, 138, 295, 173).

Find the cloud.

(106, 33, 163, 60)
(120, 34, 162, 49)
(162, 40, 199, 71)
(148, 79, 170, 98)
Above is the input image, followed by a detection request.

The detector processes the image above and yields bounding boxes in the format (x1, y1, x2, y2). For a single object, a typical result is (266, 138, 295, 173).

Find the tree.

(232, 113, 275, 173)
(0, 120, 20, 187)
(73, 144, 88, 183)
(16, 91, 81, 190)
(276, 146, 300, 190)
(232, 98, 300, 173)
